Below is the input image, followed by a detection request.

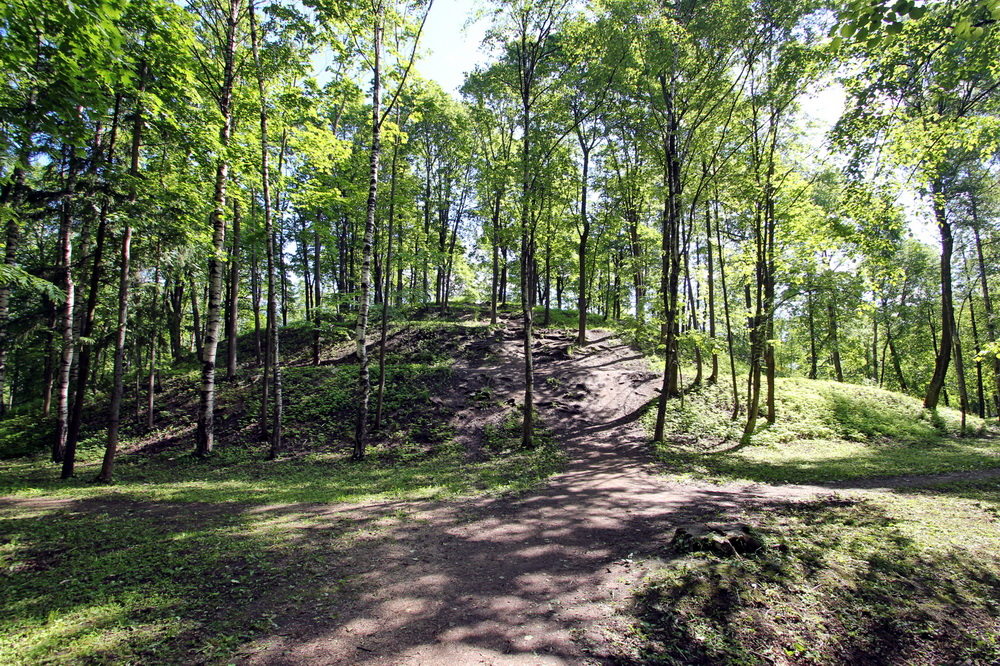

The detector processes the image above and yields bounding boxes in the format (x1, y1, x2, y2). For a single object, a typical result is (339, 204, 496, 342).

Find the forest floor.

(2, 314, 1000, 664)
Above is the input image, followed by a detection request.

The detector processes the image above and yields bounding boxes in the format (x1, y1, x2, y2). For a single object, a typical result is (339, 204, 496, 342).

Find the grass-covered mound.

(650, 377, 1000, 484)
(0, 315, 564, 504)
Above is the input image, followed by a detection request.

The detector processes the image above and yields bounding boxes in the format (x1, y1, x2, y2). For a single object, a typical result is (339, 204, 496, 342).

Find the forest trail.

(237, 328, 848, 665)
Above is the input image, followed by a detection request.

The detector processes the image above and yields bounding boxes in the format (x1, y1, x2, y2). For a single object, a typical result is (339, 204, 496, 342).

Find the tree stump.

(671, 523, 764, 556)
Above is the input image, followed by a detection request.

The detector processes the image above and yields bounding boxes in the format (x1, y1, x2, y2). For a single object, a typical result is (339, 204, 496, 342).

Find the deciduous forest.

(1, 0, 999, 663)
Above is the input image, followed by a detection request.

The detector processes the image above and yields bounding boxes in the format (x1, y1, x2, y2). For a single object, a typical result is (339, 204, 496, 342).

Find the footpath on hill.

(238, 327, 900, 665)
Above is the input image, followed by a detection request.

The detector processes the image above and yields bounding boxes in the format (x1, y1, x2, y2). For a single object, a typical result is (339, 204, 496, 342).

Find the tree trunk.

(490, 190, 502, 326)
(147, 256, 160, 430)
(871, 316, 879, 383)
(520, 100, 535, 449)
(887, 329, 907, 392)
(167, 278, 184, 363)
(970, 293, 986, 418)
(54, 147, 79, 464)
(743, 214, 765, 444)
(251, 244, 262, 365)
(763, 189, 777, 424)
(972, 222, 999, 419)
(313, 226, 322, 365)
(828, 299, 843, 382)
(684, 245, 702, 387)
(705, 200, 717, 383)
(190, 272, 203, 361)
(577, 140, 591, 346)
(807, 287, 818, 379)
(195, 0, 241, 457)
(924, 178, 954, 410)
(250, 1, 282, 458)
(353, 8, 382, 460)
(226, 198, 241, 380)
(654, 78, 683, 442)
(375, 130, 400, 430)
(952, 312, 969, 433)
(95, 66, 146, 482)
(715, 203, 740, 418)
(42, 304, 55, 417)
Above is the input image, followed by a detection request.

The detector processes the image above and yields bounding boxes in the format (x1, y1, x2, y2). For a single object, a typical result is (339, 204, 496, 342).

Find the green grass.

(0, 313, 568, 664)
(627, 481, 1000, 665)
(0, 495, 381, 665)
(0, 408, 562, 507)
(649, 377, 1000, 484)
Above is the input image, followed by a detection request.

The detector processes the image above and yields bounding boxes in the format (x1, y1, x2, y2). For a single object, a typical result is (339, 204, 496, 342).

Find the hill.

(1, 310, 999, 665)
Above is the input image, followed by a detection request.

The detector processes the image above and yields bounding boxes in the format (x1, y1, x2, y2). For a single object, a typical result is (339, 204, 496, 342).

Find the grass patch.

(650, 378, 1000, 484)
(626, 484, 1000, 665)
(0, 496, 387, 665)
(473, 410, 567, 493)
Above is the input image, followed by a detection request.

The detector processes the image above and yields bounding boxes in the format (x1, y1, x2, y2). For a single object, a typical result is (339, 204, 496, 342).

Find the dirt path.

(238, 330, 842, 665)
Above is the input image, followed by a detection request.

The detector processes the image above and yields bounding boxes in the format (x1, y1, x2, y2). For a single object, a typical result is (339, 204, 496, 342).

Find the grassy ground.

(0, 314, 565, 664)
(649, 377, 999, 484)
(626, 482, 1000, 665)
(628, 374, 1000, 665)
(4, 314, 1000, 664)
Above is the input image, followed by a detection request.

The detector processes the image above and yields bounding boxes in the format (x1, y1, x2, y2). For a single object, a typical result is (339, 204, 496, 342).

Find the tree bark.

(95, 65, 146, 482)
(828, 298, 844, 382)
(972, 222, 999, 419)
(250, 1, 282, 458)
(490, 190, 502, 325)
(54, 147, 79, 464)
(952, 310, 969, 433)
(147, 256, 160, 430)
(576, 139, 590, 346)
(195, 0, 241, 457)
(705, 200, 717, 383)
(807, 287, 818, 379)
(226, 198, 241, 380)
(715, 203, 740, 418)
(375, 129, 400, 430)
(67, 98, 120, 458)
(313, 225, 322, 365)
(924, 178, 954, 410)
(354, 8, 382, 460)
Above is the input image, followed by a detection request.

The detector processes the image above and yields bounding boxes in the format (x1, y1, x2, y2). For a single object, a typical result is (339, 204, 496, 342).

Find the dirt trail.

(241, 330, 837, 665)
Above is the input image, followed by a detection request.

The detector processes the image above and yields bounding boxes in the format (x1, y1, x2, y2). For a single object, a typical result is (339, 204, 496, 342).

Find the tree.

(837, 4, 1000, 410)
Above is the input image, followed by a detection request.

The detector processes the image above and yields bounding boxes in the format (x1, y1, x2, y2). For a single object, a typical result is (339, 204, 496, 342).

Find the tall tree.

(194, 0, 245, 457)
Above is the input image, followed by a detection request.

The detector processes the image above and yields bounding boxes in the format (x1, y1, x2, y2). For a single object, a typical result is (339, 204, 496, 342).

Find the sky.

(417, 0, 491, 95)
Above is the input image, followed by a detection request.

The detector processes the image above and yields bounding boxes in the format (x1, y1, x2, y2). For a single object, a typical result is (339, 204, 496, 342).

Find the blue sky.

(417, 0, 490, 94)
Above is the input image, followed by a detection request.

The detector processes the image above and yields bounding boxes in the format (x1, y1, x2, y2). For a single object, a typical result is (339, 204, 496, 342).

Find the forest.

(1, 0, 1000, 663)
